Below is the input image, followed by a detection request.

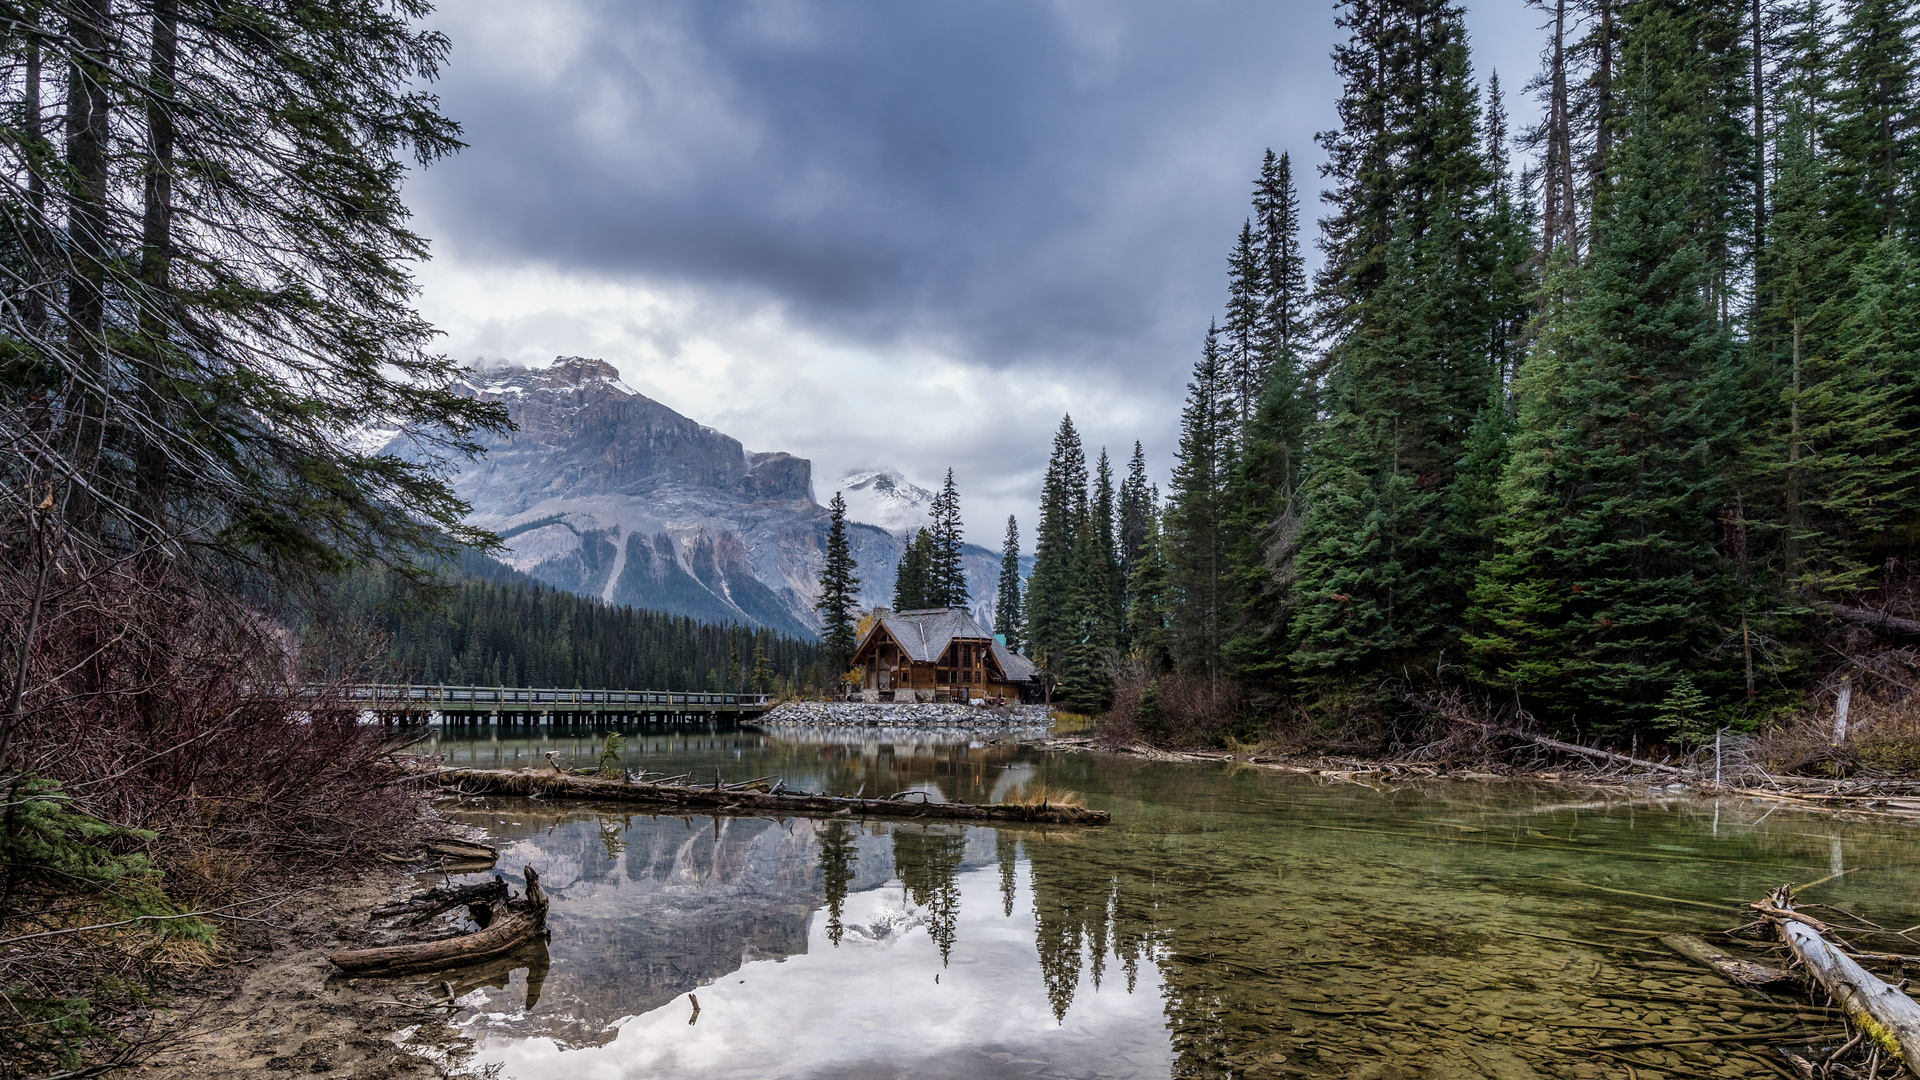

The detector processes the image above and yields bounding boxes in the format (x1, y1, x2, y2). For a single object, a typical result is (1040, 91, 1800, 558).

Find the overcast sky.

(407, 0, 1544, 550)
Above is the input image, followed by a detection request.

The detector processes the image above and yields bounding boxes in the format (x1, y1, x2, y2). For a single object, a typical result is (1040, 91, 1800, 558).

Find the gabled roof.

(990, 641, 1036, 682)
(858, 607, 1037, 681)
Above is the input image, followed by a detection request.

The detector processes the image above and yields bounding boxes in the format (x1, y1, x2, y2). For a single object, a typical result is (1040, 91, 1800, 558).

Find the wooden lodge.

(850, 608, 1039, 703)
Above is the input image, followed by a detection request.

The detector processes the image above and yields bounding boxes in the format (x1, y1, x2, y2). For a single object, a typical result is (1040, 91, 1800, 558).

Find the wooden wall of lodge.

(862, 636, 1022, 699)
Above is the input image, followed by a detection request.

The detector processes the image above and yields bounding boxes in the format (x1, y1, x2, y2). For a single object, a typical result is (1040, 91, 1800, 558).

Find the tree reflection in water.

(890, 825, 968, 964)
(816, 818, 857, 946)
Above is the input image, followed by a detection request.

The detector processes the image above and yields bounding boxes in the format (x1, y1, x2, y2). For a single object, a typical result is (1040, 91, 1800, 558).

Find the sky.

(406, 0, 1545, 549)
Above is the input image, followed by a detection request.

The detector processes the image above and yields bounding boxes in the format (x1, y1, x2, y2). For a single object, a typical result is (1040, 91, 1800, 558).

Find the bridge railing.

(308, 684, 771, 710)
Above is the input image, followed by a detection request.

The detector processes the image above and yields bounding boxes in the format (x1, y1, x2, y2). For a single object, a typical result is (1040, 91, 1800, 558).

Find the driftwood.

(370, 876, 507, 923)
(1827, 604, 1920, 638)
(1753, 886, 1920, 1073)
(1660, 933, 1795, 986)
(330, 866, 548, 975)
(1515, 731, 1689, 775)
(423, 838, 498, 861)
(427, 768, 1111, 825)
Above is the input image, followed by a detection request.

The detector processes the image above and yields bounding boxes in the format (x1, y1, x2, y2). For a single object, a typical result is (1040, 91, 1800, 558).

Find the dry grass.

(1753, 687, 1920, 778)
(1001, 781, 1085, 809)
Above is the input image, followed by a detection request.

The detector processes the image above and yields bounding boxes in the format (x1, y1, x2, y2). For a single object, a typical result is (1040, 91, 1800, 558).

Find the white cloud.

(416, 259, 1168, 547)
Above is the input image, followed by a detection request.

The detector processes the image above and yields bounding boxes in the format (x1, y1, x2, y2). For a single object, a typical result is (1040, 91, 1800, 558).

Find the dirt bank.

(134, 868, 479, 1080)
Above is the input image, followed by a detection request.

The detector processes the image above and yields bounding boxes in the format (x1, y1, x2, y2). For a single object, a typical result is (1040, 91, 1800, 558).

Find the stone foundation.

(756, 701, 1052, 727)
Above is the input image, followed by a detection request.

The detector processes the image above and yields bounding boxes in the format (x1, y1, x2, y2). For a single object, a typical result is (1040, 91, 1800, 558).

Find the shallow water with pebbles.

(414, 720, 1918, 1079)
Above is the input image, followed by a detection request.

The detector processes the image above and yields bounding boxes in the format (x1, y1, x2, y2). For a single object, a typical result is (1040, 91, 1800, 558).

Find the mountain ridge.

(422, 357, 1024, 637)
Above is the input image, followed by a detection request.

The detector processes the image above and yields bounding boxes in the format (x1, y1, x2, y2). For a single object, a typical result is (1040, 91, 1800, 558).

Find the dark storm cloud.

(413, 1, 1335, 374)
(413, 0, 1543, 388)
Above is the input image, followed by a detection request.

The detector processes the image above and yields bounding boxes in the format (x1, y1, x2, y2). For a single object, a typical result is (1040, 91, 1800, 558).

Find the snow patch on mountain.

(831, 467, 935, 535)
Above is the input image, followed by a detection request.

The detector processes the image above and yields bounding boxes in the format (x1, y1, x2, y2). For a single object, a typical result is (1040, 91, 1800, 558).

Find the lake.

(410, 720, 1918, 1080)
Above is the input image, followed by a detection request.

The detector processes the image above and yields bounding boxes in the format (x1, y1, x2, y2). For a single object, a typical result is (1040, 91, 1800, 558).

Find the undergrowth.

(0, 575, 426, 1076)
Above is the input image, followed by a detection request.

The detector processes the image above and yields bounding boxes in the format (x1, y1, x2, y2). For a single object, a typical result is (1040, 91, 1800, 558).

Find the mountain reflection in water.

(439, 803, 1170, 1079)
(423, 721, 1920, 1080)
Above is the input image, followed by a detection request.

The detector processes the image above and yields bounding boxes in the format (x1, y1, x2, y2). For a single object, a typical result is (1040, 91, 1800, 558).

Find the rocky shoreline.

(755, 700, 1052, 727)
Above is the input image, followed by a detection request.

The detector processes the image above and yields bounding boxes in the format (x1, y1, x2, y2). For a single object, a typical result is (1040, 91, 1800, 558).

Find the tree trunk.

(23, 5, 47, 331)
(1660, 933, 1794, 985)
(136, 0, 179, 531)
(330, 867, 547, 975)
(427, 768, 1113, 825)
(1754, 887, 1920, 1072)
(65, 0, 113, 522)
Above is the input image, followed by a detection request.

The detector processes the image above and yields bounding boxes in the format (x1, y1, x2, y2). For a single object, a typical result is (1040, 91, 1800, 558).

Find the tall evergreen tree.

(1126, 499, 1174, 674)
(1117, 443, 1152, 597)
(995, 516, 1024, 647)
(927, 468, 968, 608)
(1165, 325, 1234, 683)
(1224, 220, 1266, 433)
(1025, 416, 1087, 683)
(1254, 149, 1314, 471)
(1060, 505, 1117, 714)
(1290, 0, 1503, 690)
(1093, 449, 1124, 648)
(1469, 0, 1751, 734)
(1826, 0, 1919, 247)
(1, 0, 506, 575)
(1225, 149, 1317, 689)
(815, 492, 862, 677)
(894, 528, 937, 610)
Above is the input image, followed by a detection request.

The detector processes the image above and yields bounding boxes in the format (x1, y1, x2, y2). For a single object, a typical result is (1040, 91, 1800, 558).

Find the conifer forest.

(1011, 0, 1920, 750)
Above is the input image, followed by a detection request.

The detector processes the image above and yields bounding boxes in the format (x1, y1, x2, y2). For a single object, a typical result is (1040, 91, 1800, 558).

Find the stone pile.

(758, 701, 1051, 728)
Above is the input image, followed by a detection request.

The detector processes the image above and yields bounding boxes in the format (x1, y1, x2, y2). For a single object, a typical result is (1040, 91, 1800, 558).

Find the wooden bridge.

(330, 684, 775, 724)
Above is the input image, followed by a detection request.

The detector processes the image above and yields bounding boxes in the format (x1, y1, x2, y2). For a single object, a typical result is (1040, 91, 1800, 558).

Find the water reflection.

(426, 723, 1920, 1079)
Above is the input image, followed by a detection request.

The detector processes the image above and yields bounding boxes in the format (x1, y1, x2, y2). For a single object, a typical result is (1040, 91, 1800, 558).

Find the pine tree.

(1117, 443, 1152, 602)
(1225, 150, 1316, 689)
(1060, 506, 1117, 714)
(894, 528, 937, 610)
(1127, 498, 1174, 674)
(1253, 149, 1313, 475)
(927, 469, 968, 608)
(1468, 0, 1750, 734)
(751, 638, 774, 694)
(995, 516, 1025, 647)
(816, 492, 862, 678)
(1224, 220, 1266, 433)
(1290, 0, 1503, 690)
(1164, 324, 1234, 682)
(1, 0, 504, 571)
(1093, 449, 1124, 648)
(1826, 0, 1919, 247)
(1025, 416, 1087, 685)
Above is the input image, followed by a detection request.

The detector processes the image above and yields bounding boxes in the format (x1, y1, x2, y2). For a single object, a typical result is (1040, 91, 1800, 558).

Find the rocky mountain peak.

(462, 355, 638, 399)
(833, 467, 935, 535)
(430, 357, 1022, 638)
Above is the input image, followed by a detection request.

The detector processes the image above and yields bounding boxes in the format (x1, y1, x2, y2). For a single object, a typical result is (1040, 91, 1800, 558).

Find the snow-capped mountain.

(831, 467, 934, 535)
(409, 357, 1024, 637)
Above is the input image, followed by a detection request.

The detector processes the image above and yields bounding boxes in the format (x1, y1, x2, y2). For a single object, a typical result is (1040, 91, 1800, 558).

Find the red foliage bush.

(2, 563, 423, 902)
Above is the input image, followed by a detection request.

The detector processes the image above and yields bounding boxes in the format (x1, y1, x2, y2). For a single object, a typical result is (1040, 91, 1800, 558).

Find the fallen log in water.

(1752, 886, 1920, 1073)
(330, 867, 548, 976)
(1660, 933, 1796, 986)
(423, 838, 498, 861)
(426, 768, 1112, 825)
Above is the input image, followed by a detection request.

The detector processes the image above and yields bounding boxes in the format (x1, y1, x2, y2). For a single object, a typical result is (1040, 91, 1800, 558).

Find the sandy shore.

(137, 867, 481, 1079)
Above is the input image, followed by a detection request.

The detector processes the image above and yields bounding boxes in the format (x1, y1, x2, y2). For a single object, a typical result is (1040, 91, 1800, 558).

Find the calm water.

(408, 721, 1920, 1080)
